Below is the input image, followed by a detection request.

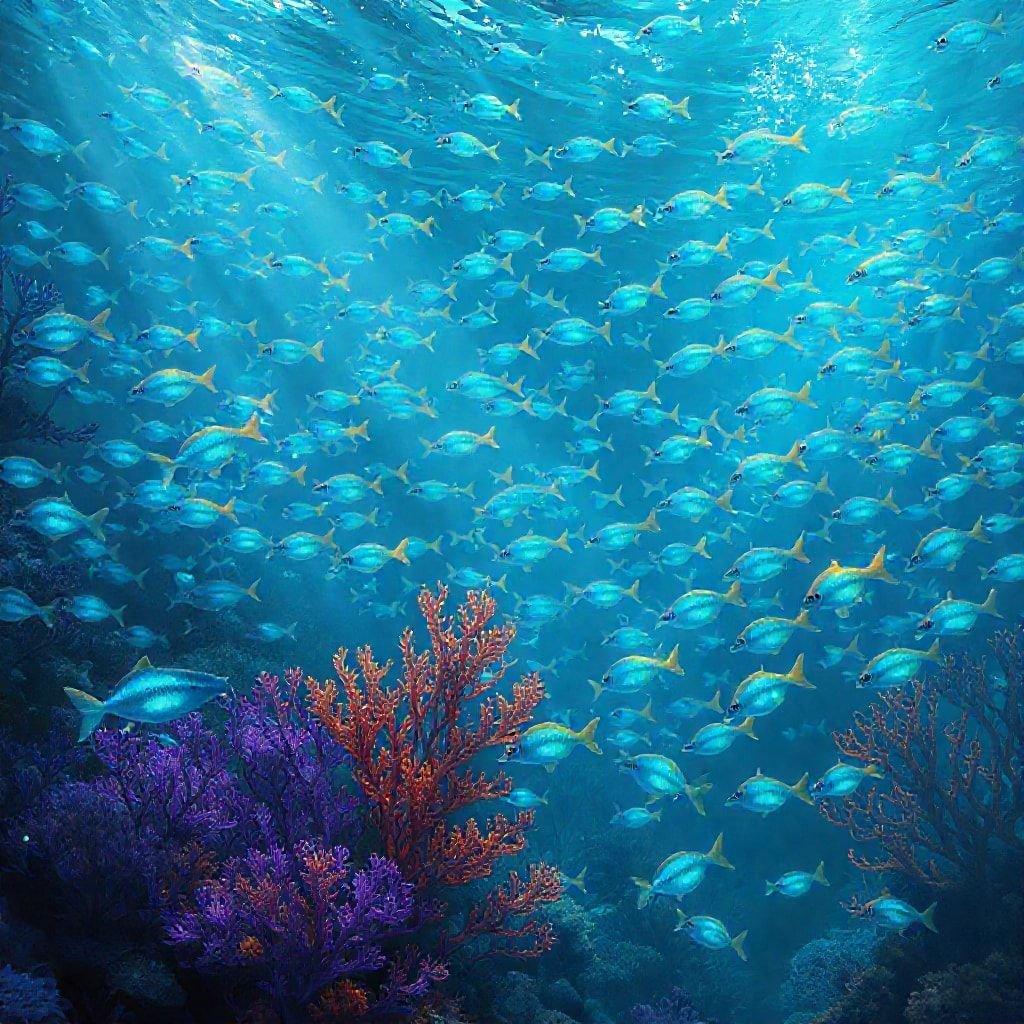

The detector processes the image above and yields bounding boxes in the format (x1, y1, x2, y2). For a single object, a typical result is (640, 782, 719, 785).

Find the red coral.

(308, 585, 560, 959)
(820, 629, 1024, 888)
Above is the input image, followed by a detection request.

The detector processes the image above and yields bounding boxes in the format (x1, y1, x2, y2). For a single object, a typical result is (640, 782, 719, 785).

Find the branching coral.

(167, 844, 440, 1024)
(819, 628, 1024, 888)
(308, 585, 561, 960)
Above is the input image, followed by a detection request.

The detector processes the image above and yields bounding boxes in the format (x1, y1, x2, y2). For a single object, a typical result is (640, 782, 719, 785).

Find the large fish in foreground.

(64, 656, 228, 739)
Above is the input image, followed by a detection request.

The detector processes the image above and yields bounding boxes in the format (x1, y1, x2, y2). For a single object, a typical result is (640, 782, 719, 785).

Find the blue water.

(1, 0, 1022, 1021)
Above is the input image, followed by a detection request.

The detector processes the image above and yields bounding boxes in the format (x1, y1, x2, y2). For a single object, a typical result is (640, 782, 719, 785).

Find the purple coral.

(226, 668, 361, 850)
(166, 843, 427, 1023)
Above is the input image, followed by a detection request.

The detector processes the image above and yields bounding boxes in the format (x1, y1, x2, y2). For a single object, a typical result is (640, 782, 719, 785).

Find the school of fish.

(1, 0, 1021, 961)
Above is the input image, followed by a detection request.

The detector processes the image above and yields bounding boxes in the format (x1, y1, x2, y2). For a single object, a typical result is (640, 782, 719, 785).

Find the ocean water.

(1, 1, 1022, 1022)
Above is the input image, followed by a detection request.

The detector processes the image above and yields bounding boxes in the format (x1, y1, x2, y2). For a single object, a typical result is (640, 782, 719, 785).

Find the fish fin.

(708, 832, 733, 869)
(632, 878, 652, 909)
(791, 772, 814, 805)
(573, 716, 602, 755)
(921, 902, 939, 932)
(813, 860, 830, 886)
(732, 930, 748, 961)
(788, 653, 814, 688)
(866, 545, 897, 584)
(707, 690, 723, 714)
(246, 579, 261, 602)
(737, 716, 758, 740)
(63, 687, 106, 741)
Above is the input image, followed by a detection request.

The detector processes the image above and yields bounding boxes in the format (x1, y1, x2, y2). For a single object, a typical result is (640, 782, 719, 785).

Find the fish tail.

(684, 782, 709, 816)
(632, 878, 652, 909)
(199, 364, 217, 393)
(588, 679, 603, 702)
(921, 902, 939, 932)
(708, 832, 733, 869)
(244, 578, 261, 602)
(791, 772, 814, 805)
(724, 580, 745, 607)
(812, 860, 830, 886)
(712, 184, 731, 209)
(788, 653, 813, 688)
(731, 931, 749, 961)
(793, 609, 819, 632)
(507, 98, 521, 120)
(789, 531, 809, 564)
(765, 881, 777, 896)
(836, 178, 853, 202)
(88, 307, 113, 344)
(737, 716, 758, 740)
(291, 464, 307, 486)
(716, 488, 736, 514)
(981, 588, 1001, 617)
(640, 697, 656, 723)
(86, 507, 108, 540)
(64, 687, 106, 741)
(574, 716, 602, 755)
(662, 643, 684, 674)
(789, 124, 809, 152)
(240, 411, 267, 442)
(390, 537, 411, 565)
(707, 690, 723, 714)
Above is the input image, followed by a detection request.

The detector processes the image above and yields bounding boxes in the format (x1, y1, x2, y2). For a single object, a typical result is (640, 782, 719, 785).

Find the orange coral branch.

(307, 586, 560, 960)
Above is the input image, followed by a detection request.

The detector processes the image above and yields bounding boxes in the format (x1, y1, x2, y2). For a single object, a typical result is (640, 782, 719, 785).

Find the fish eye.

(722, 150, 735, 161)
(729, 472, 742, 484)
(858, 672, 871, 684)
(782, 197, 792, 207)
(988, 75, 1000, 88)
(919, 619, 933, 630)
(653, 449, 663, 459)
(734, 638, 745, 647)
(504, 743, 517, 756)
(661, 610, 676, 621)
(491, 44, 501, 52)
(640, 25, 652, 35)
(936, 35, 948, 48)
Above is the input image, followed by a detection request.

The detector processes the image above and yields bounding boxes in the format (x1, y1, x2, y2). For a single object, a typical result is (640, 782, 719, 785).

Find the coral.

(779, 927, 879, 1018)
(167, 843, 439, 1023)
(0, 190, 92, 446)
(630, 986, 706, 1024)
(0, 964, 67, 1023)
(105, 948, 187, 1014)
(226, 668, 362, 851)
(309, 585, 561, 960)
(819, 628, 1024, 888)
(903, 952, 1024, 1024)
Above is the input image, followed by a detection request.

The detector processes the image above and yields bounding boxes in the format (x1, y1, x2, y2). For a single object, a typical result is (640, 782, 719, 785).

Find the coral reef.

(820, 628, 1024, 888)
(0, 964, 67, 1024)
(308, 585, 561, 961)
(779, 927, 879, 1020)
(0, 176, 96, 447)
(903, 952, 1024, 1024)
(630, 985, 708, 1024)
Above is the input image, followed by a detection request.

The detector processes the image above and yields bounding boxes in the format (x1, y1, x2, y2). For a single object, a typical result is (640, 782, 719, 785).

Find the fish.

(64, 656, 228, 740)
(632, 833, 732, 908)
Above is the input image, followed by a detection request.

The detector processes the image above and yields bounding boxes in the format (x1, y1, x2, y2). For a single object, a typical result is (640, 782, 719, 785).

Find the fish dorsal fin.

(829, 559, 840, 568)
(132, 655, 154, 672)
(947, 591, 953, 601)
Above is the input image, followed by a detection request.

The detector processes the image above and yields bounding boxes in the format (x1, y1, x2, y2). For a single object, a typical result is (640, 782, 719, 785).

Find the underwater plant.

(308, 585, 563, 961)
(819, 628, 1024, 888)
(0, 175, 96, 447)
